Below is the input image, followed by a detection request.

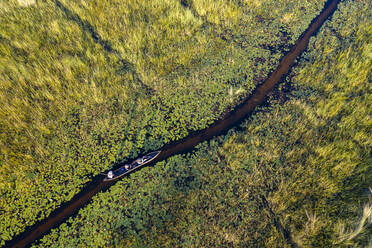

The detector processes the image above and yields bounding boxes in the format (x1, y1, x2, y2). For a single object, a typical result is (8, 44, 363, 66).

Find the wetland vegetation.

(34, 0, 372, 247)
(1, 0, 371, 247)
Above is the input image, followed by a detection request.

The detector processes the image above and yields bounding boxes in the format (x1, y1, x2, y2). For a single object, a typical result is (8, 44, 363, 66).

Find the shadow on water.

(5, 0, 340, 247)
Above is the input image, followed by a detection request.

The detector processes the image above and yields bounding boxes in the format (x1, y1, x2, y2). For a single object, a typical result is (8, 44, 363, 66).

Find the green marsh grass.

(0, 0, 327, 244)
(32, 0, 371, 247)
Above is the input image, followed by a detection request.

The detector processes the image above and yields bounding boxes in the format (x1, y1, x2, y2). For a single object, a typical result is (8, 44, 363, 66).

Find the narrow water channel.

(5, 0, 340, 247)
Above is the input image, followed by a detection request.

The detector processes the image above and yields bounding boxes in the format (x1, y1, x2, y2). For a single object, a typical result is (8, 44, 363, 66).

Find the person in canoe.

(107, 171, 114, 179)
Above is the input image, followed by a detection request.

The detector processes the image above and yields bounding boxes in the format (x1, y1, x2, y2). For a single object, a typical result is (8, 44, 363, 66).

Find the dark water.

(5, 0, 340, 247)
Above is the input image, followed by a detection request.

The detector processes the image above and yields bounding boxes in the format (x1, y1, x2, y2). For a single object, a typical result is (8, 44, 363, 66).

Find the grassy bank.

(32, 0, 371, 247)
(0, 0, 327, 245)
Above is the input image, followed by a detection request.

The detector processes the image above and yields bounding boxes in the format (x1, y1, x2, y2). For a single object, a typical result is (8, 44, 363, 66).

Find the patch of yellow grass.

(18, 0, 35, 7)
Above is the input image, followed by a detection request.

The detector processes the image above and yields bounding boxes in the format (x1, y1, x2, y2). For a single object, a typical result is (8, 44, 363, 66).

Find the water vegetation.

(0, 0, 329, 244)
(30, 0, 372, 247)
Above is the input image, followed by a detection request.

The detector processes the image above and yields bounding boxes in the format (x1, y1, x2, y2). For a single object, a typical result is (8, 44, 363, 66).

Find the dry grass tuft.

(18, 0, 35, 7)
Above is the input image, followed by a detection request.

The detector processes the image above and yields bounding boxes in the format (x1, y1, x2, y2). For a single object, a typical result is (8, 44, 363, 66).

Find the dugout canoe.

(103, 151, 161, 181)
